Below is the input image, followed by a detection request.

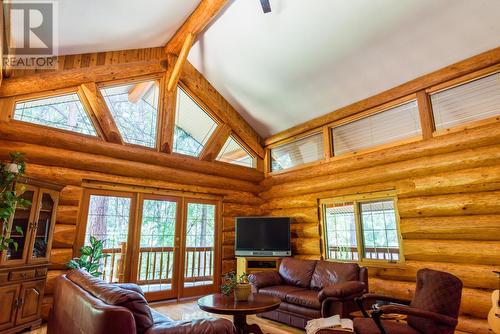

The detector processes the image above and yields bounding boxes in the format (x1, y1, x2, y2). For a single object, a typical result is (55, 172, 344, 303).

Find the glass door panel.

(181, 201, 218, 296)
(2, 185, 37, 265)
(136, 197, 179, 299)
(30, 190, 57, 261)
(84, 194, 132, 283)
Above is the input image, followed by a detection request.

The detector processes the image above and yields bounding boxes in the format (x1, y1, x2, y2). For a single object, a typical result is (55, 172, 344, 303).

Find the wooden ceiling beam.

(0, 48, 168, 97)
(164, 0, 228, 55)
(167, 32, 195, 92)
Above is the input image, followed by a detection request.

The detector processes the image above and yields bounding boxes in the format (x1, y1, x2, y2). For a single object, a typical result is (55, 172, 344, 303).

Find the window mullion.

(354, 201, 363, 262)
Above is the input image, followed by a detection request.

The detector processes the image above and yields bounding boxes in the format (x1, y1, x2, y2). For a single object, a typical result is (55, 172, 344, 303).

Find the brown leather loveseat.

(249, 257, 368, 329)
(47, 269, 234, 334)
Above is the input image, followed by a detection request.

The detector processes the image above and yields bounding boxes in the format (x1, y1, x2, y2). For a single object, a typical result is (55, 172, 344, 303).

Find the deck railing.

(101, 244, 214, 285)
(328, 246, 399, 261)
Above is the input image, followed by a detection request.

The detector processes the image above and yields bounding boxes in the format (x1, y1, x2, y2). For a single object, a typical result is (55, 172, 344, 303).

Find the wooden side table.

(198, 293, 281, 334)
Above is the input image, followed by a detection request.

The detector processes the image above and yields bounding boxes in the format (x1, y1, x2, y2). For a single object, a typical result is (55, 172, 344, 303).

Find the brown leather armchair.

(48, 269, 235, 334)
(249, 258, 368, 329)
(353, 268, 463, 334)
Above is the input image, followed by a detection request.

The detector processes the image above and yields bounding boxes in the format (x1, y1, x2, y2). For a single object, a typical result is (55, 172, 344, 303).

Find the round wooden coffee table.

(198, 293, 281, 334)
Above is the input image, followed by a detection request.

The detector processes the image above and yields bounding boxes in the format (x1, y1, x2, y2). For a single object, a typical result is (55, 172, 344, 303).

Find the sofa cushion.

(249, 271, 282, 289)
(279, 302, 322, 319)
(285, 289, 321, 309)
(279, 257, 317, 288)
(67, 269, 153, 334)
(259, 285, 306, 301)
(310, 261, 360, 290)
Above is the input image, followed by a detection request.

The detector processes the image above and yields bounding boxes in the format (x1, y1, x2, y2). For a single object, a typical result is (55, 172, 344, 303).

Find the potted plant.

(221, 271, 251, 301)
(68, 236, 109, 277)
(0, 153, 29, 254)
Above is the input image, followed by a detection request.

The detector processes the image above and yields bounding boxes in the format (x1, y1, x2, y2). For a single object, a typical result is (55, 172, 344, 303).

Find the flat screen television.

(235, 216, 291, 257)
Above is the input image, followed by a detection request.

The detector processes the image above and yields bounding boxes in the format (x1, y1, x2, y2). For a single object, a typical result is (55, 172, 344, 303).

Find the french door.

(78, 190, 221, 301)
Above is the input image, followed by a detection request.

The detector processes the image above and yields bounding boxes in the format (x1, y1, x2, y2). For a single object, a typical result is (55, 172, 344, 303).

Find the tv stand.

(237, 257, 282, 277)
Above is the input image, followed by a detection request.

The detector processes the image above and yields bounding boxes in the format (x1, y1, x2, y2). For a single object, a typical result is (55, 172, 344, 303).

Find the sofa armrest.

(376, 305, 458, 327)
(318, 281, 366, 301)
(248, 271, 282, 289)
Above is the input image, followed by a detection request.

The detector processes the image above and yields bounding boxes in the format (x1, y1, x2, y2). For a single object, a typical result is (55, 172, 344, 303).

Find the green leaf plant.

(0, 152, 29, 253)
(220, 271, 250, 296)
(68, 236, 110, 277)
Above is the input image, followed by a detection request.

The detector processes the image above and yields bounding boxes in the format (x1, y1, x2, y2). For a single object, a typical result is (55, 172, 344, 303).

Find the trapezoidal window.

(216, 135, 256, 168)
(431, 72, 500, 130)
(13, 93, 98, 136)
(173, 86, 218, 157)
(100, 81, 160, 148)
(332, 100, 421, 156)
(270, 132, 323, 172)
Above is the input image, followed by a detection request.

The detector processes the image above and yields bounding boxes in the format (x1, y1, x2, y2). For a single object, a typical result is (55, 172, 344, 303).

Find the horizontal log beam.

(0, 57, 167, 97)
(403, 239, 500, 266)
(0, 140, 261, 194)
(398, 191, 500, 218)
(0, 122, 263, 183)
(400, 215, 500, 241)
(262, 144, 500, 199)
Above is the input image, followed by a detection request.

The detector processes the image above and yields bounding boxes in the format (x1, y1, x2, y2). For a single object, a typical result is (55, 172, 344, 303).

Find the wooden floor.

(27, 298, 303, 334)
(28, 299, 474, 334)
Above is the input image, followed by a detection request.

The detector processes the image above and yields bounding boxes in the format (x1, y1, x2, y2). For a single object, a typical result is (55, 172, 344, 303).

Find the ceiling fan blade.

(260, 0, 271, 13)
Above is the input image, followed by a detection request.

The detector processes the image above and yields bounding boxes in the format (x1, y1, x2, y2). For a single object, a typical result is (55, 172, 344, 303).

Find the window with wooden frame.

(100, 80, 160, 148)
(216, 135, 256, 168)
(331, 100, 421, 156)
(173, 85, 219, 157)
(12, 92, 98, 136)
(320, 192, 403, 264)
(270, 131, 324, 172)
(430, 71, 500, 131)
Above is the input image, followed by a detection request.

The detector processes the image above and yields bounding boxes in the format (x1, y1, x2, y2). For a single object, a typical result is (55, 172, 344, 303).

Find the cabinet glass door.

(1, 185, 37, 265)
(29, 189, 58, 262)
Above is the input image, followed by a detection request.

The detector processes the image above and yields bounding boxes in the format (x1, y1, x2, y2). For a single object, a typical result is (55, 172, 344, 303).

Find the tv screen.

(235, 217, 291, 256)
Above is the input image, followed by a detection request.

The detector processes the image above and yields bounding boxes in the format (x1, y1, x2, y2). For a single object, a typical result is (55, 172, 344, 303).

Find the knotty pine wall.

(260, 121, 500, 333)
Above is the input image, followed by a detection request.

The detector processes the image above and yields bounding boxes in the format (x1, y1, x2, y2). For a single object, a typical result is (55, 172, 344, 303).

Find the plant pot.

(234, 283, 251, 302)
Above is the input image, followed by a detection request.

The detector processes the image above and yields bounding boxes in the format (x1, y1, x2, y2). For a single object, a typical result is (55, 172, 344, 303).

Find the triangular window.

(13, 93, 97, 136)
(217, 136, 255, 168)
(100, 81, 159, 148)
(173, 86, 218, 157)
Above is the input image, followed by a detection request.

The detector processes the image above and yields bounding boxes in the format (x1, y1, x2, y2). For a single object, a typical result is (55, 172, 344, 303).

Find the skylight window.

(216, 136, 255, 168)
(173, 86, 218, 157)
(100, 81, 159, 148)
(13, 93, 97, 136)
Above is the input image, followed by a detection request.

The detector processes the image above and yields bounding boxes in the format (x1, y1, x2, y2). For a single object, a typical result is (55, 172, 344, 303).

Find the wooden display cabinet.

(0, 178, 62, 333)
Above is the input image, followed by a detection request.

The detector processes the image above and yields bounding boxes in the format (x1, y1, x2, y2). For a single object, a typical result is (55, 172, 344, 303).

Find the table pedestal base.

(233, 314, 264, 334)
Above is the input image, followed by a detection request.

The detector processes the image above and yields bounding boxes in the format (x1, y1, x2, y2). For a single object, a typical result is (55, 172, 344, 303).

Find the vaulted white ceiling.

(21, 0, 500, 137)
(56, 0, 200, 55)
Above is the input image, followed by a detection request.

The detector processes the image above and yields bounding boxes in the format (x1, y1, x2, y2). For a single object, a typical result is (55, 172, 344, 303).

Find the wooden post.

(167, 33, 195, 92)
(117, 241, 127, 283)
(416, 90, 435, 139)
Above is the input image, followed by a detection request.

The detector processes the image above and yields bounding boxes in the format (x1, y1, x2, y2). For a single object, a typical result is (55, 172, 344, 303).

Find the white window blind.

(431, 72, 500, 130)
(332, 100, 421, 156)
(270, 132, 323, 172)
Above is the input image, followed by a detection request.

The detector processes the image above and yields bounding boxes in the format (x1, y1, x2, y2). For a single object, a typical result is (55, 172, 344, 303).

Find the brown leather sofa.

(47, 269, 235, 334)
(249, 257, 368, 329)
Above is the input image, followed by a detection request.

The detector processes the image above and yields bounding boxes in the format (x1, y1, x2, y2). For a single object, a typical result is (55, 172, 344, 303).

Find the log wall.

(261, 121, 500, 333)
